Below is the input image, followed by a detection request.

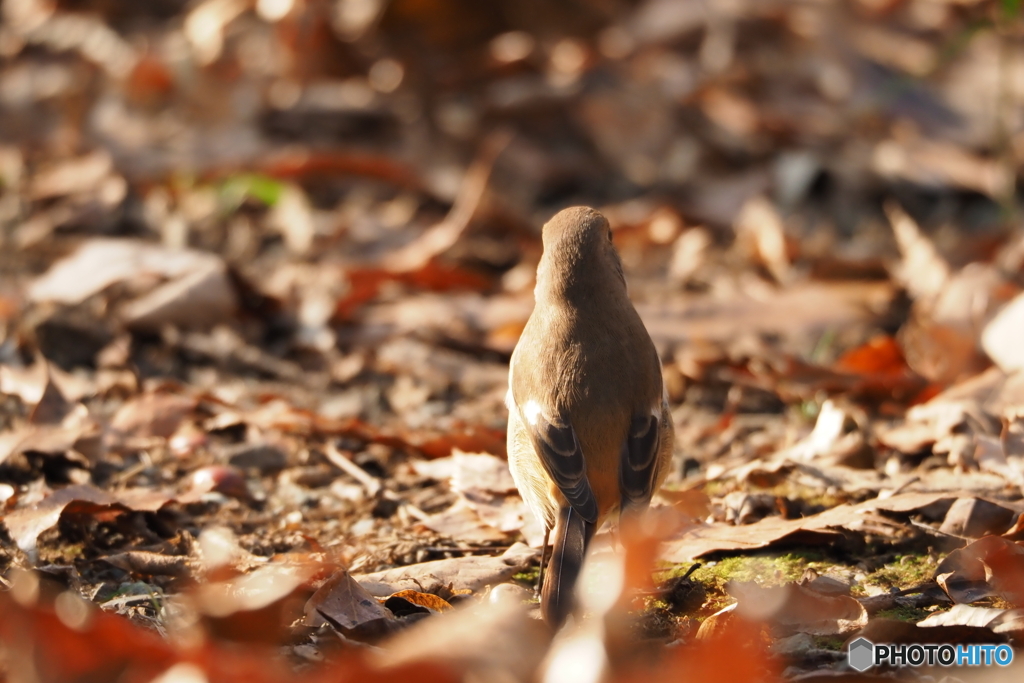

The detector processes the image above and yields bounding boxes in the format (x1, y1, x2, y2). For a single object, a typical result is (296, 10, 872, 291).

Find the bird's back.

(512, 286, 661, 519)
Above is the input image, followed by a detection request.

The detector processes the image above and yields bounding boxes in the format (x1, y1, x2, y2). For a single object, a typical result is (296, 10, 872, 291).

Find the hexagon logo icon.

(848, 637, 874, 672)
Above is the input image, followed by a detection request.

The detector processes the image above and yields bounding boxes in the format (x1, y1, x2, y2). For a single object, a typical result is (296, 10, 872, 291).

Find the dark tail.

(541, 505, 596, 627)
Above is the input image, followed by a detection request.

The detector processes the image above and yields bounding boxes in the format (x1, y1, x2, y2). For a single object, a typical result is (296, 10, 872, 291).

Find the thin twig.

(384, 129, 514, 272)
(323, 442, 381, 497)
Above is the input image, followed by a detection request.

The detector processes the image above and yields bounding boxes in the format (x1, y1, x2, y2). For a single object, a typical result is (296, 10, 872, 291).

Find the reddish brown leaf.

(835, 335, 906, 376)
(0, 585, 458, 683)
(335, 263, 493, 321)
(126, 53, 175, 105)
(254, 150, 424, 191)
(196, 563, 318, 644)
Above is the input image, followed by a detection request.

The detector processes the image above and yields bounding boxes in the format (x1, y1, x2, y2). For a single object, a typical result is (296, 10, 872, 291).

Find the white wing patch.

(504, 365, 543, 427)
(523, 399, 543, 426)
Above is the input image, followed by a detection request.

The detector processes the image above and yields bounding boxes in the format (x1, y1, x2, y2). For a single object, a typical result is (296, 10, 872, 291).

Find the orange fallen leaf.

(384, 590, 454, 614)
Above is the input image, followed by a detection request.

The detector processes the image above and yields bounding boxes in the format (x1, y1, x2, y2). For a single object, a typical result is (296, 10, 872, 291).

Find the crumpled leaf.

(733, 196, 790, 283)
(935, 536, 1024, 606)
(382, 590, 454, 616)
(304, 567, 395, 636)
(414, 450, 544, 545)
(887, 203, 1013, 384)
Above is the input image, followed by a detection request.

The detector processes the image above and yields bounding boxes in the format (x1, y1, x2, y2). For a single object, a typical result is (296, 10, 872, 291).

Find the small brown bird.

(506, 206, 674, 627)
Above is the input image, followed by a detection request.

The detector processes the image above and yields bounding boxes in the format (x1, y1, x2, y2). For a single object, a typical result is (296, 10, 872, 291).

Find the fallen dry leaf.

(195, 562, 318, 644)
(28, 239, 238, 330)
(28, 150, 114, 200)
(0, 360, 54, 407)
(2, 484, 178, 554)
(354, 543, 538, 597)
(733, 196, 791, 283)
(108, 390, 198, 441)
(419, 497, 512, 543)
(449, 450, 517, 495)
(376, 595, 549, 683)
(101, 551, 193, 578)
(383, 589, 454, 615)
(0, 576, 459, 683)
(304, 567, 395, 636)
(917, 604, 1006, 629)
(935, 536, 1024, 606)
(120, 260, 238, 331)
(662, 491, 967, 561)
(886, 203, 1013, 384)
(0, 405, 99, 466)
(851, 618, 1007, 649)
(982, 291, 1024, 373)
(637, 281, 893, 346)
(877, 367, 1024, 453)
(938, 497, 1018, 538)
(731, 581, 868, 636)
(874, 138, 1011, 199)
(887, 202, 950, 302)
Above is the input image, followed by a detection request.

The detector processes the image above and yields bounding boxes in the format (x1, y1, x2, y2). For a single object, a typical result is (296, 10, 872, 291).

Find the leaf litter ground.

(4, 1, 1024, 681)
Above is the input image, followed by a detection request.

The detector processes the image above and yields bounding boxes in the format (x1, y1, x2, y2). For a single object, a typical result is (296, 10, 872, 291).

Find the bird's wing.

(520, 407, 599, 524)
(619, 412, 661, 512)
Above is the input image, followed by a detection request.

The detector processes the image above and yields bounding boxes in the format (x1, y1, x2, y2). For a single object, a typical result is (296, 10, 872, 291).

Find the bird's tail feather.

(541, 505, 596, 627)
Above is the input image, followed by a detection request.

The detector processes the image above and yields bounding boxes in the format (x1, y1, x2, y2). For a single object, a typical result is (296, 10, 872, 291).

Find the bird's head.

(537, 206, 626, 298)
